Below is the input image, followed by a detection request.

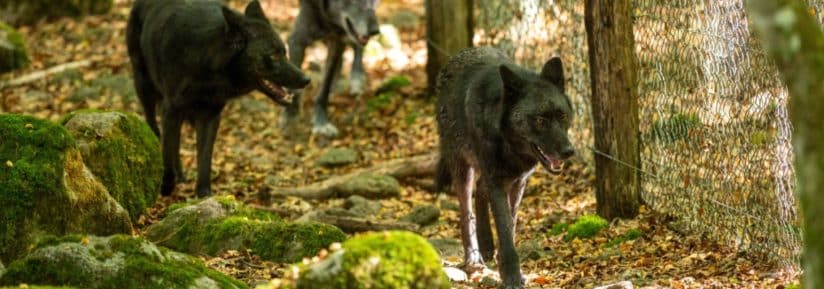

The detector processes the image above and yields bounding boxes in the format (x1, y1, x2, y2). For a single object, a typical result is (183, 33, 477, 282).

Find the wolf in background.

(281, 0, 380, 137)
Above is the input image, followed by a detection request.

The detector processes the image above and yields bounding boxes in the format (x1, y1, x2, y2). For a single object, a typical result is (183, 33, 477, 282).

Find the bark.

(425, 0, 473, 92)
(585, 0, 641, 219)
(745, 0, 824, 285)
(270, 153, 437, 200)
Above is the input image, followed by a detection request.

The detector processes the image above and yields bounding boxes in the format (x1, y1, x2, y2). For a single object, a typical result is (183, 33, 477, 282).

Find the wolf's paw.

(460, 261, 486, 275)
(312, 123, 340, 137)
(350, 74, 366, 95)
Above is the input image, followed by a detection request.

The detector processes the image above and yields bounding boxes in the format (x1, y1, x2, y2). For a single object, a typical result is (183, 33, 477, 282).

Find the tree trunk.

(425, 0, 473, 92)
(585, 0, 641, 219)
(745, 0, 824, 286)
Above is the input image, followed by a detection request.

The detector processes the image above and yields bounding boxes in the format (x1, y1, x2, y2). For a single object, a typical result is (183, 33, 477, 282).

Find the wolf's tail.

(434, 155, 450, 194)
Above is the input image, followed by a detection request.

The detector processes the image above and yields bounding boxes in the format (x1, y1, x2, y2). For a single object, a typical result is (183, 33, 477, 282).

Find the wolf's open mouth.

(260, 79, 292, 105)
(345, 18, 369, 46)
(533, 144, 564, 175)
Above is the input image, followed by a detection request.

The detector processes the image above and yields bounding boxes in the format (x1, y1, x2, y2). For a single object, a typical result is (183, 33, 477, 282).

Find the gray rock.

(442, 267, 467, 282)
(331, 174, 400, 199)
(68, 86, 102, 102)
(516, 239, 546, 261)
(400, 205, 440, 226)
(0, 235, 248, 289)
(317, 147, 358, 167)
(0, 22, 28, 73)
(428, 238, 463, 259)
(343, 195, 380, 216)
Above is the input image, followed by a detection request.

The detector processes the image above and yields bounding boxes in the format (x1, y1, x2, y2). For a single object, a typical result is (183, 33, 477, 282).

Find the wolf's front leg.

(483, 177, 524, 289)
(281, 33, 310, 130)
(160, 111, 184, 196)
(194, 107, 222, 197)
(312, 39, 345, 137)
(350, 44, 366, 96)
(455, 166, 486, 274)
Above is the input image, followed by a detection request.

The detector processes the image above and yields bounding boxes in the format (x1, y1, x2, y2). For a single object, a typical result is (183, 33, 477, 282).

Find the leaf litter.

(0, 0, 800, 288)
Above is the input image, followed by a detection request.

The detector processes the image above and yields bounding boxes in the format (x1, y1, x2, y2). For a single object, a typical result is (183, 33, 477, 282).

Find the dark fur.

(281, 0, 380, 137)
(127, 0, 309, 197)
(435, 47, 575, 289)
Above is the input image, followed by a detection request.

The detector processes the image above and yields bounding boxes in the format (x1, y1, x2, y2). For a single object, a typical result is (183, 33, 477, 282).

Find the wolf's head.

(500, 57, 575, 174)
(222, 1, 310, 105)
(324, 0, 380, 46)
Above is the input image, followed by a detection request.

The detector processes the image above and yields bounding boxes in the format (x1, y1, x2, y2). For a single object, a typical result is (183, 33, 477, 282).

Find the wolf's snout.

(298, 75, 311, 87)
(560, 146, 575, 159)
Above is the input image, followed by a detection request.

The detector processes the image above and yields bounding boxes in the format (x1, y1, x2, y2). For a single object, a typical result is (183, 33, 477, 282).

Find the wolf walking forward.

(281, 0, 380, 137)
(127, 0, 310, 197)
(435, 47, 575, 289)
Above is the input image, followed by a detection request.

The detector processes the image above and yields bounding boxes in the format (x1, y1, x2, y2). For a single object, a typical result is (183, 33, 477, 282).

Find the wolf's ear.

(540, 57, 564, 91)
(221, 6, 247, 52)
(245, 0, 268, 21)
(499, 64, 525, 95)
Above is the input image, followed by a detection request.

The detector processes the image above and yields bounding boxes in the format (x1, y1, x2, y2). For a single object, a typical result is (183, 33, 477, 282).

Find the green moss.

(546, 223, 568, 236)
(0, 235, 248, 289)
(651, 113, 701, 142)
(0, 114, 75, 263)
(749, 130, 774, 146)
(0, 22, 29, 73)
(62, 111, 162, 221)
(564, 215, 608, 242)
(0, 286, 78, 289)
(785, 284, 800, 289)
(297, 231, 449, 289)
(253, 222, 347, 263)
(154, 197, 337, 263)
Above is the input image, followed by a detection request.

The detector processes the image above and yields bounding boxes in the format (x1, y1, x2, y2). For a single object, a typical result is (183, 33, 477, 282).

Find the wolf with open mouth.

(435, 47, 575, 289)
(127, 0, 310, 197)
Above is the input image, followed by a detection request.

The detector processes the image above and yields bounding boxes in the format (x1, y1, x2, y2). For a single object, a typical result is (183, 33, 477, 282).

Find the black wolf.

(435, 47, 575, 289)
(127, 0, 310, 197)
(281, 0, 380, 137)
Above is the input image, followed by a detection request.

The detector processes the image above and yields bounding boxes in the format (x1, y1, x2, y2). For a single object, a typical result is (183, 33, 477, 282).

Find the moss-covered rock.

(0, 114, 132, 263)
(317, 148, 358, 167)
(0, 22, 28, 73)
(296, 231, 450, 289)
(146, 196, 346, 263)
(0, 235, 247, 289)
(0, 284, 76, 289)
(400, 205, 440, 226)
(0, 0, 112, 25)
(62, 110, 162, 221)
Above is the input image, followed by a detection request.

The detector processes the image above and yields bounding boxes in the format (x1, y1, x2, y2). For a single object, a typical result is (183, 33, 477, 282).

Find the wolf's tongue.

(550, 159, 564, 172)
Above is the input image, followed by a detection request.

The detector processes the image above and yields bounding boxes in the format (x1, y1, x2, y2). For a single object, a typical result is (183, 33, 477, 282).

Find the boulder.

(342, 195, 380, 216)
(0, 114, 132, 263)
(0, 235, 248, 289)
(145, 196, 346, 263)
(62, 110, 162, 221)
(0, 0, 112, 25)
(296, 231, 450, 289)
(0, 22, 28, 73)
(332, 174, 400, 199)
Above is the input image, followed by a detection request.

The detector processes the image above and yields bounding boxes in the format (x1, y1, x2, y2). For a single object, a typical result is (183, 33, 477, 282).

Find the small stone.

(331, 174, 400, 199)
(317, 147, 358, 167)
(400, 205, 440, 226)
(594, 281, 634, 289)
(343, 195, 381, 216)
(428, 238, 463, 259)
(516, 239, 545, 261)
(443, 267, 467, 282)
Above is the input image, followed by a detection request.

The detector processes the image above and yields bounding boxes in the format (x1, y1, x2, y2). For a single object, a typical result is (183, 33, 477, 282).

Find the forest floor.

(0, 0, 801, 288)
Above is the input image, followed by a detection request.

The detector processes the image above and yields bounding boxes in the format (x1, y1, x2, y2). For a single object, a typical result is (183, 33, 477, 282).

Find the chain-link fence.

(475, 0, 814, 266)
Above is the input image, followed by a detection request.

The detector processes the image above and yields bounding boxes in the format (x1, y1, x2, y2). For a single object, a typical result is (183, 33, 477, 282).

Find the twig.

(0, 60, 93, 89)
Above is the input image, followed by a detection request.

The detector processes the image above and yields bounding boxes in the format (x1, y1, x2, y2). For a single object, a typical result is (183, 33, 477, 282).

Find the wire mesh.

(474, 0, 811, 266)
